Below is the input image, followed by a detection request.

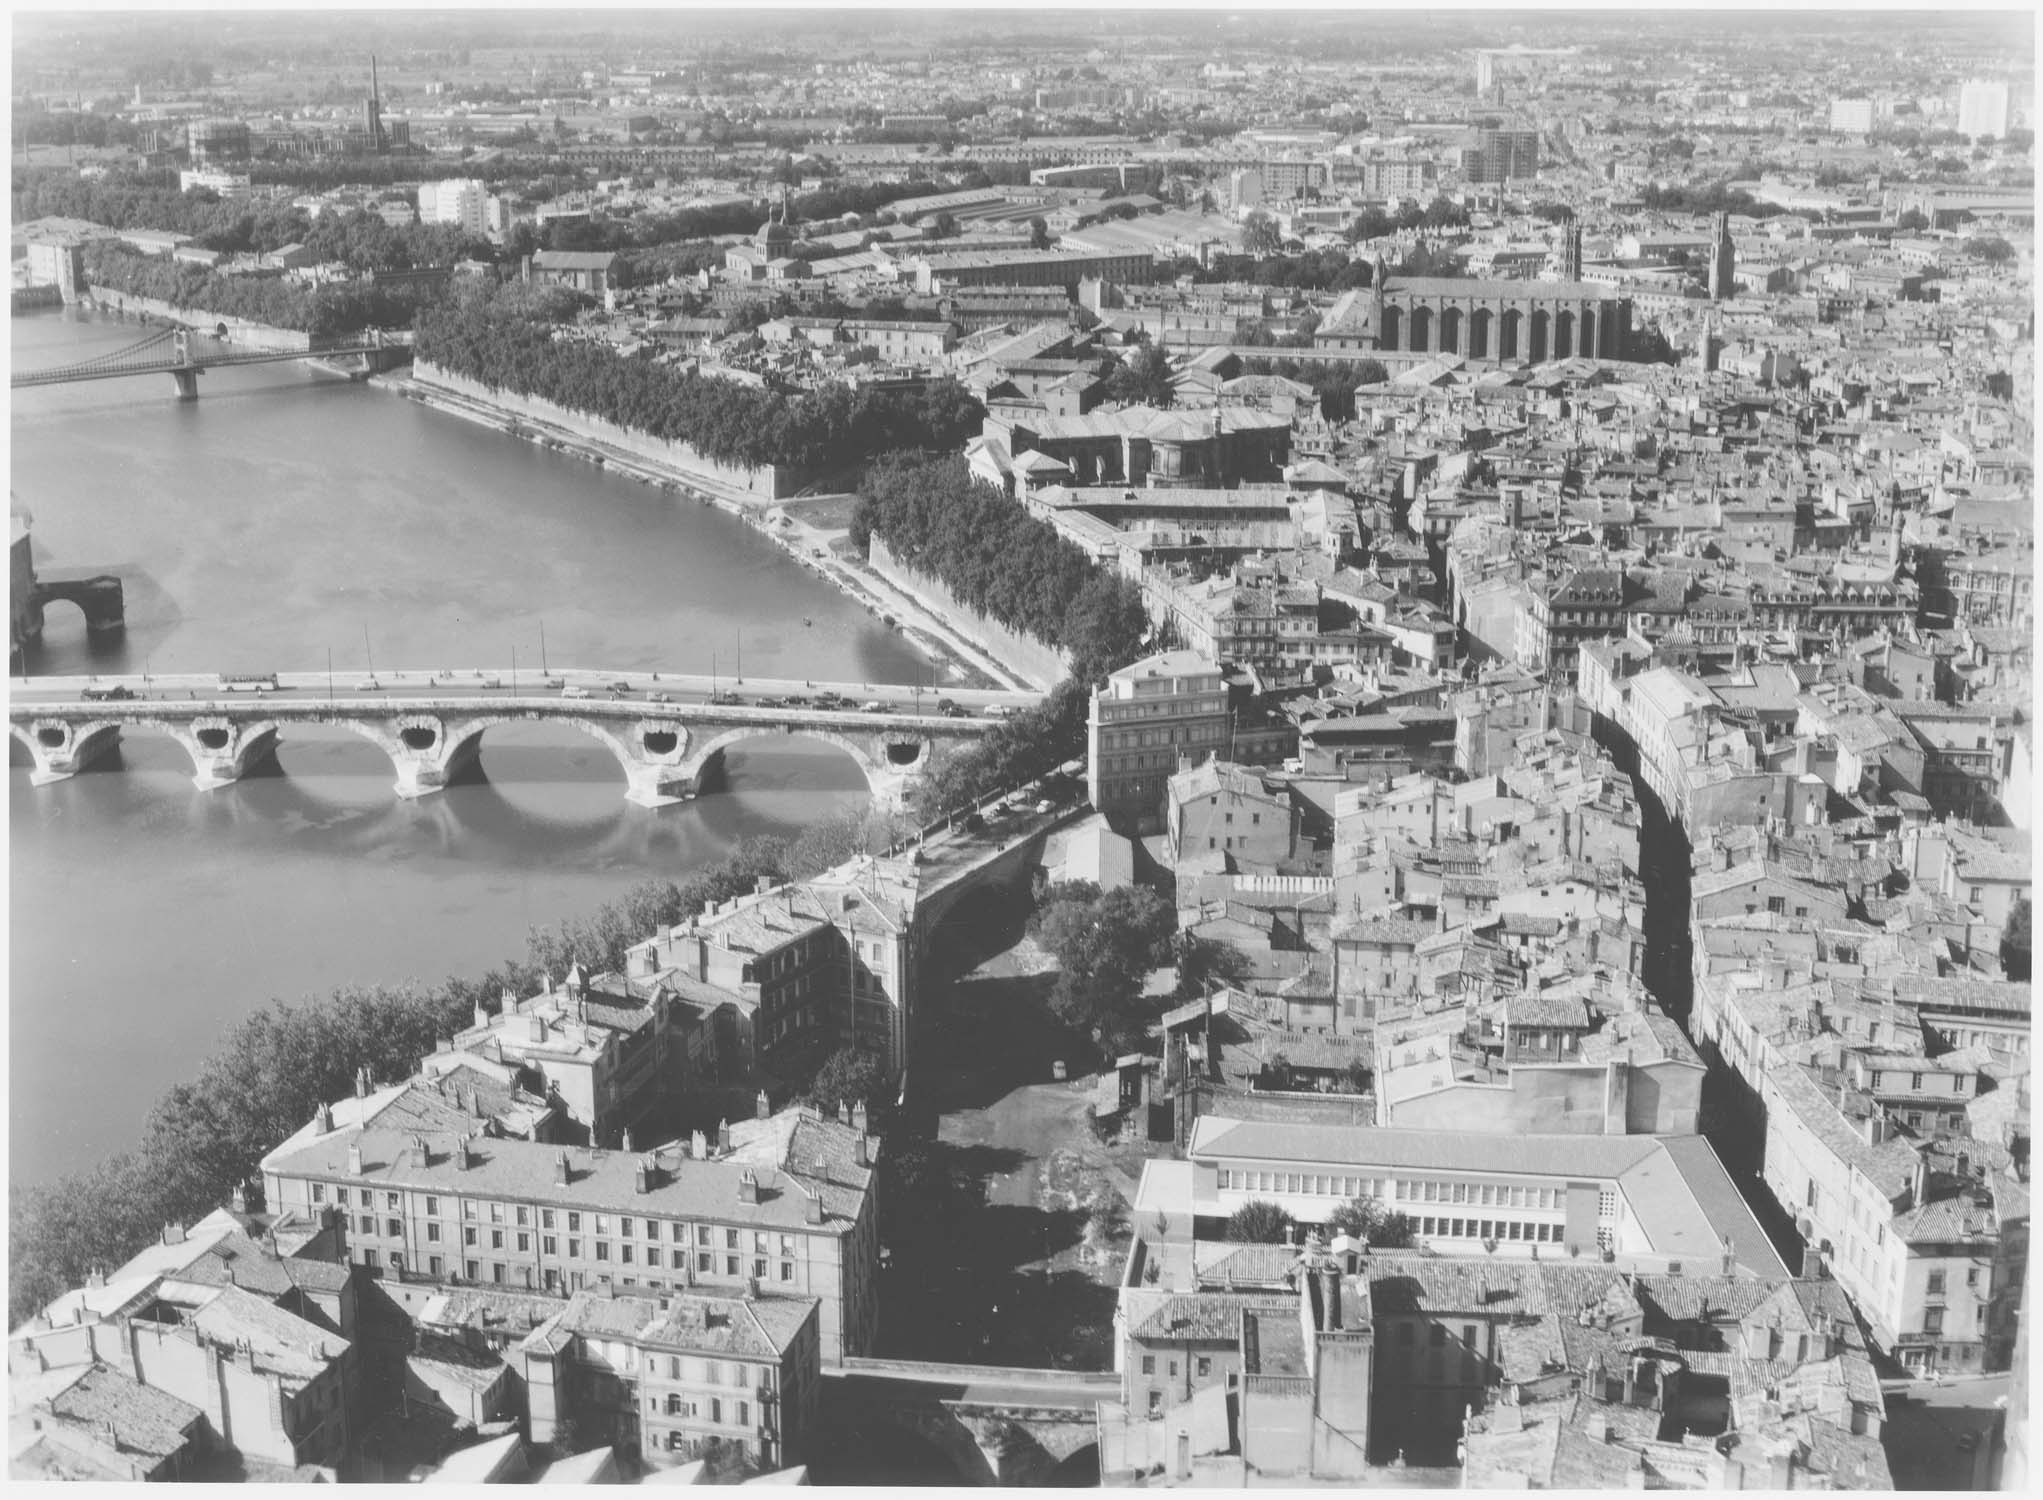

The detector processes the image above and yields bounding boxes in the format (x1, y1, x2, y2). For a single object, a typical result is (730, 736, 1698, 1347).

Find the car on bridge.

(561, 685, 591, 699)
(81, 685, 136, 701)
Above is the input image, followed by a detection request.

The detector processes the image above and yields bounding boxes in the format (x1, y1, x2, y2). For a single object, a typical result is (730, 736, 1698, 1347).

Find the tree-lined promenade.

(415, 282, 986, 471)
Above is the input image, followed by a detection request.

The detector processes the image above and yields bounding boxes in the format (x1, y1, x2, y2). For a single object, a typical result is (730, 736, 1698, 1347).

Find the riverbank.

(376, 368, 1043, 694)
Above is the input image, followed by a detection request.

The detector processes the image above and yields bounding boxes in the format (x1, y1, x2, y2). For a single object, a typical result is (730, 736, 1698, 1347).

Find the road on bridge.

(11, 668, 1042, 718)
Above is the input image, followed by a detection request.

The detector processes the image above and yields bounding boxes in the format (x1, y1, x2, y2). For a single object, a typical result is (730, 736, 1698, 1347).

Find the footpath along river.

(9, 306, 942, 1185)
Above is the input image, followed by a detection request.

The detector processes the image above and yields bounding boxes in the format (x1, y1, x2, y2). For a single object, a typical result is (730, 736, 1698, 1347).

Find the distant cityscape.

(6, 6, 2033, 1491)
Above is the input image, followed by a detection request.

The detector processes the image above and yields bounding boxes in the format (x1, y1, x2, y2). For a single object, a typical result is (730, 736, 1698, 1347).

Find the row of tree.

(82, 242, 438, 336)
(1237, 354, 1390, 419)
(15, 171, 492, 269)
(850, 452, 1153, 688)
(413, 282, 984, 470)
(1224, 1196, 1415, 1248)
(7, 807, 907, 1328)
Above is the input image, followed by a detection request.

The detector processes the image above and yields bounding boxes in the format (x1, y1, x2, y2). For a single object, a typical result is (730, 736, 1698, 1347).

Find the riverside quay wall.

(868, 534, 1068, 691)
(413, 361, 810, 500)
(84, 288, 314, 352)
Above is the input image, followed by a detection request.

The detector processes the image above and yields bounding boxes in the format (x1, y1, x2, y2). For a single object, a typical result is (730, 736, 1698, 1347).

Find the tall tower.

(1562, 223, 1583, 283)
(364, 55, 386, 153)
(1708, 211, 1735, 301)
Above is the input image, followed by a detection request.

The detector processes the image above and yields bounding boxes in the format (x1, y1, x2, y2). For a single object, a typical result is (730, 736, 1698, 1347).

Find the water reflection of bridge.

(9, 678, 1011, 809)
(11, 325, 412, 399)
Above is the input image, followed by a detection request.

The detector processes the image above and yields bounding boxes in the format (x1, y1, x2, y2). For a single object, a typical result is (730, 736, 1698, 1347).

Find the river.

(9, 307, 938, 1186)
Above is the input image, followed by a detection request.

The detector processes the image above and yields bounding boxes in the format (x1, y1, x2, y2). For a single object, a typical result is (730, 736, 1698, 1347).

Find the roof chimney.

(745, 1274, 760, 1300)
(530, 1016, 547, 1044)
(837, 1100, 851, 1126)
(690, 1129, 708, 1159)
(805, 1190, 824, 1225)
(852, 1101, 869, 1134)
(622, 1127, 635, 1154)
(346, 1143, 364, 1176)
(854, 1136, 869, 1168)
(456, 1137, 472, 1171)
(354, 1066, 369, 1100)
(474, 1000, 490, 1030)
(756, 1089, 771, 1120)
(411, 1135, 430, 1169)
(315, 1101, 334, 1134)
(635, 1158, 652, 1195)
(555, 1150, 573, 1186)
(739, 1170, 759, 1204)
(716, 1119, 731, 1154)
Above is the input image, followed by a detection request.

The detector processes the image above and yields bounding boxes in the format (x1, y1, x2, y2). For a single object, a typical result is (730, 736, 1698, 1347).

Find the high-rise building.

(1464, 125, 1539, 184)
(1958, 78, 2011, 141)
(418, 177, 488, 237)
(1829, 97, 1876, 133)
(189, 117, 251, 165)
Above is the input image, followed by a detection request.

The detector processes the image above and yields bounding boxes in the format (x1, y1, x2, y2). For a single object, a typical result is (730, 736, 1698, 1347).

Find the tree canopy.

(1325, 1195, 1417, 1248)
(1107, 340, 1176, 407)
(415, 283, 983, 471)
(851, 453, 1151, 687)
(1029, 881, 1177, 1057)
(1225, 1200, 1296, 1244)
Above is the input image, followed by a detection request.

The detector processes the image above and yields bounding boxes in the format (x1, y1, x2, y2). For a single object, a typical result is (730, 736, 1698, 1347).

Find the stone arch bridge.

(10, 692, 999, 811)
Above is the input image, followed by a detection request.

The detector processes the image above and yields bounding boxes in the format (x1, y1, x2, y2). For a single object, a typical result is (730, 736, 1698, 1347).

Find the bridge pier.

(16, 719, 123, 785)
(170, 368, 200, 401)
(182, 720, 278, 791)
(388, 717, 484, 799)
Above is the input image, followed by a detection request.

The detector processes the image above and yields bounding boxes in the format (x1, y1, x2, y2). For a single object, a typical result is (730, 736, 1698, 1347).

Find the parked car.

(81, 685, 136, 701)
(562, 685, 591, 699)
(647, 691, 672, 703)
(861, 700, 889, 713)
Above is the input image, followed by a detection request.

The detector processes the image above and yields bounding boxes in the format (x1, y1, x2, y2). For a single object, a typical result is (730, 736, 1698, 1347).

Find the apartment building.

(1088, 650, 1231, 835)
(260, 1099, 879, 1362)
(521, 1286, 820, 1474)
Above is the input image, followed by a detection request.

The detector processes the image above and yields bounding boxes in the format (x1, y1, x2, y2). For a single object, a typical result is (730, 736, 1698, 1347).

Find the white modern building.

(1958, 79, 2011, 141)
(418, 177, 488, 237)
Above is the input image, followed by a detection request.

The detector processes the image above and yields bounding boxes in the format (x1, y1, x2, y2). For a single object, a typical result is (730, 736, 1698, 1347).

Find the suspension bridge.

(11, 324, 412, 399)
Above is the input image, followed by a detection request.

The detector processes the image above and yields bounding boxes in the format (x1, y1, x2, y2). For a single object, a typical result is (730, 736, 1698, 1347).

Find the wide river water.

(10, 307, 936, 1186)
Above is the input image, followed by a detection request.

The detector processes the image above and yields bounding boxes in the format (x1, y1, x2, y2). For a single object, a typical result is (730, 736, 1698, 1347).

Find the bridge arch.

(680, 724, 924, 804)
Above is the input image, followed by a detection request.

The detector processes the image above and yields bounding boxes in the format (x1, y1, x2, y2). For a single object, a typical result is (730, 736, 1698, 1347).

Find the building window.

(596, 1243, 611, 1262)
(543, 1236, 557, 1255)
(1142, 1356, 1155, 1375)
(569, 1239, 582, 1258)
(1925, 1308, 1945, 1335)
(1927, 1270, 1947, 1298)
(427, 1223, 442, 1243)
(1196, 1357, 1211, 1378)
(387, 1218, 402, 1239)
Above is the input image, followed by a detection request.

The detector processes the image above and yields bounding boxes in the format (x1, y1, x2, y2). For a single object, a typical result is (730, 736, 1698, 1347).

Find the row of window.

(646, 1356, 774, 1389)
(1216, 1168, 1593, 1216)
(652, 1393, 756, 1427)
(1416, 1216, 1568, 1244)
(314, 1187, 808, 1256)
